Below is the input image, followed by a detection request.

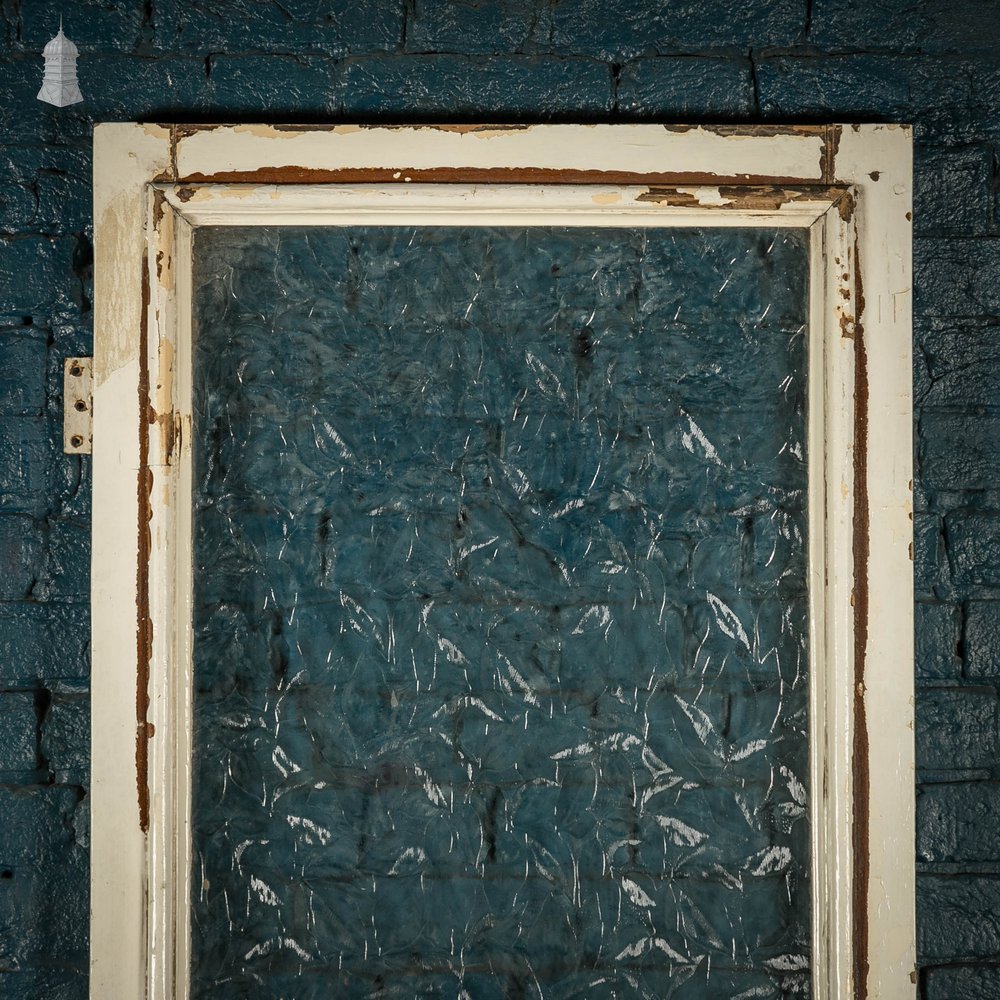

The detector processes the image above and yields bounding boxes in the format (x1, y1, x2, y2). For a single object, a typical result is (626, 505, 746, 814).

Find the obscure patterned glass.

(190, 226, 811, 999)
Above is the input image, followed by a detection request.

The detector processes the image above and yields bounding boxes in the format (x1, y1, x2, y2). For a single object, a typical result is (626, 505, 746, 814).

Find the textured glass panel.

(190, 226, 810, 999)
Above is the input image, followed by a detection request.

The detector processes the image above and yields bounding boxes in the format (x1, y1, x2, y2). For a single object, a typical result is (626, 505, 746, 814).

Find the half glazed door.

(90, 124, 915, 1000)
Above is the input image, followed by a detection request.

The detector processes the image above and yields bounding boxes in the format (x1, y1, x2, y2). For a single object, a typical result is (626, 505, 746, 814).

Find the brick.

(40, 518, 89, 601)
(48, 437, 90, 521)
(967, 602, 1000, 678)
(408, 0, 552, 54)
(918, 782, 1000, 863)
(71, 789, 88, 850)
(0, 969, 87, 1000)
(0, 237, 77, 324)
(913, 471, 933, 514)
(0, 182, 36, 233)
(947, 513, 1000, 588)
(924, 965, 1000, 1000)
(154, 0, 403, 56)
(0, 850, 88, 968)
(757, 56, 970, 144)
(15, 1, 144, 52)
(0, 58, 91, 148)
(0, 786, 80, 868)
(34, 168, 92, 239)
(617, 57, 754, 117)
(915, 688, 998, 771)
(74, 55, 212, 122)
(48, 464, 88, 526)
(551, 0, 803, 59)
(0, 418, 53, 515)
(919, 875, 1000, 961)
(0, 865, 28, 967)
(0, 516, 44, 600)
(916, 239, 1000, 318)
(914, 145, 992, 236)
(0, 56, 204, 151)
(809, 0, 1000, 55)
(915, 322, 1000, 410)
(915, 602, 961, 680)
(0, 692, 36, 776)
(49, 314, 92, 357)
(0, 603, 89, 684)
(34, 850, 88, 963)
(0, 334, 46, 415)
(967, 62, 1000, 144)
(40, 694, 88, 785)
(919, 412, 1000, 492)
(915, 512, 947, 597)
(340, 55, 613, 117)
(209, 55, 337, 115)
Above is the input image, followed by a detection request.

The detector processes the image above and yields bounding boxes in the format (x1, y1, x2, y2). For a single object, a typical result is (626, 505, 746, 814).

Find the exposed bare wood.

(91, 123, 914, 1000)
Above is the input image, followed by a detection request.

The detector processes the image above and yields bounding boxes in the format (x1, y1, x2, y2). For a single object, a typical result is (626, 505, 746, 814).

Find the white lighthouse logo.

(37, 19, 83, 107)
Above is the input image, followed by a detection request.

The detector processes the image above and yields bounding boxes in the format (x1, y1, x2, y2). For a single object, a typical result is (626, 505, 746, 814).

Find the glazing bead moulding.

(37, 19, 83, 107)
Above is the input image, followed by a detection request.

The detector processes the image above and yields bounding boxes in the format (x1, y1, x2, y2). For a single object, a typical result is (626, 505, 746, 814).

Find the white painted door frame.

(91, 123, 914, 999)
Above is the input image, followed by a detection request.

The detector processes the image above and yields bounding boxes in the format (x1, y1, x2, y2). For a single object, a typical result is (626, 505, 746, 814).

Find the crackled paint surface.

(189, 225, 810, 998)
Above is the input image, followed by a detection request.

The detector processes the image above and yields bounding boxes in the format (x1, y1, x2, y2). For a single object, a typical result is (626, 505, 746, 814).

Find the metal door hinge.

(63, 357, 93, 454)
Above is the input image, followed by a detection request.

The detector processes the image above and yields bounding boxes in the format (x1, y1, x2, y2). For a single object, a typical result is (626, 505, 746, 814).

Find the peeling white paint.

(91, 124, 914, 1000)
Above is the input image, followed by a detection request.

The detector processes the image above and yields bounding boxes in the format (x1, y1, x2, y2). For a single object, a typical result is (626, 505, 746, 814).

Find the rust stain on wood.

(170, 122, 537, 136)
(822, 124, 843, 183)
(833, 188, 856, 222)
(147, 400, 178, 467)
(851, 227, 871, 1000)
(840, 236, 858, 340)
(394, 123, 535, 135)
(269, 123, 343, 133)
(151, 187, 168, 228)
(168, 131, 179, 182)
(177, 165, 820, 186)
(711, 186, 812, 211)
(164, 123, 217, 178)
(170, 122, 823, 140)
(151, 404, 178, 466)
(172, 412, 184, 465)
(660, 123, 834, 176)
(638, 183, 852, 213)
(636, 189, 704, 207)
(170, 124, 207, 141)
(136, 256, 153, 834)
(661, 123, 828, 139)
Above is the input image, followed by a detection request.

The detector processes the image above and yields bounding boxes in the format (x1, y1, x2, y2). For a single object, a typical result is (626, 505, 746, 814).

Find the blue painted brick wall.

(0, 1, 997, 996)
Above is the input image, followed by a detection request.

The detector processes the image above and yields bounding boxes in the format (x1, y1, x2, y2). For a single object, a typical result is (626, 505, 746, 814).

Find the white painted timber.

(172, 123, 829, 183)
(91, 123, 914, 1000)
(92, 122, 173, 1000)
(836, 124, 915, 1000)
